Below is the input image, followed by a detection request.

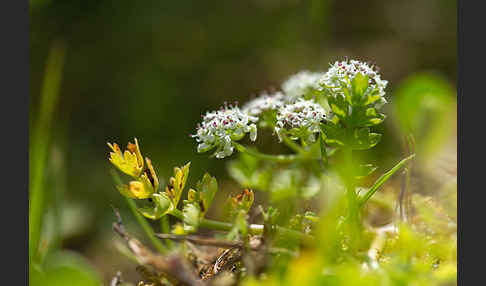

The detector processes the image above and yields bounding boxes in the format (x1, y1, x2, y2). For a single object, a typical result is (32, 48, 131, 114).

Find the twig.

(110, 271, 123, 286)
(112, 207, 205, 286)
(155, 234, 244, 249)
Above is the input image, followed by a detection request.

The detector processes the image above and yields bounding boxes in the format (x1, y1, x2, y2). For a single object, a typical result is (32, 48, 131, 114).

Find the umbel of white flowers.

(320, 59, 388, 107)
(281, 70, 324, 102)
(242, 91, 287, 117)
(275, 99, 327, 143)
(191, 103, 258, 159)
(192, 59, 387, 158)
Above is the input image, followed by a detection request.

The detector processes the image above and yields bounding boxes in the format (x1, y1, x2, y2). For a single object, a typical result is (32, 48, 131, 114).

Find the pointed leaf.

(359, 154, 416, 207)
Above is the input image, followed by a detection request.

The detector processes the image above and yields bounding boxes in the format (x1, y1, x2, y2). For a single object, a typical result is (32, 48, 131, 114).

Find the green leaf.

(328, 95, 348, 121)
(319, 132, 328, 167)
(349, 127, 382, 150)
(166, 162, 191, 207)
(31, 250, 101, 286)
(138, 207, 162, 220)
(351, 72, 369, 101)
(197, 173, 218, 215)
(228, 154, 272, 191)
(138, 193, 172, 220)
(321, 122, 347, 147)
(359, 154, 416, 207)
(259, 205, 280, 225)
(183, 202, 201, 233)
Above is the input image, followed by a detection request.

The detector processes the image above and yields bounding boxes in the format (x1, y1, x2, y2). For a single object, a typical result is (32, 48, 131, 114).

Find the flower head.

(275, 99, 327, 142)
(242, 91, 286, 117)
(192, 103, 258, 159)
(281, 71, 324, 102)
(320, 59, 388, 105)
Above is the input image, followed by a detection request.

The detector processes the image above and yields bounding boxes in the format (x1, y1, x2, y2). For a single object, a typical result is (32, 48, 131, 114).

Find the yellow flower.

(117, 181, 152, 199)
(107, 138, 144, 178)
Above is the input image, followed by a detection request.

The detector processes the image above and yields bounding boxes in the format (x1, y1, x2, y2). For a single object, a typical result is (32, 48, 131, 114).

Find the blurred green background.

(29, 0, 456, 284)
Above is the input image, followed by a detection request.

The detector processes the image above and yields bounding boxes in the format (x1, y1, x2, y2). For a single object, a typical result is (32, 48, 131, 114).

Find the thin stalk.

(110, 170, 167, 254)
(233, 142, 301, 163)
(281, 133, 304, 153)
(124, 197, 168, 254)
(160, 216, 174, 249)
(169, 209, 312, 243)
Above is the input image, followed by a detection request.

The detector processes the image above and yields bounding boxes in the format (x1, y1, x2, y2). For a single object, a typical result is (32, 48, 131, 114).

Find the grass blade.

(358, 154, 416, 207)
(29, 41, 66, 266)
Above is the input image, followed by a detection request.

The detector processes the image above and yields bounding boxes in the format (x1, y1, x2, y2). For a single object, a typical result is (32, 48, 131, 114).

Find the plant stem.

(169, 209, 313, 243)
(233, 142, 301, 163)
(343, 148, 362, 247)
(124, 197, 168, 254)
(281, 133, 303, 153)
(160, 216, 174, 249)
(110, 169, 168, 254)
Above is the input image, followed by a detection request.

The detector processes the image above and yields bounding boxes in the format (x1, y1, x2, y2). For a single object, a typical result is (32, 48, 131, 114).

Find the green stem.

(281, 133, 303, 153)
(169, 209, 312, 243)
(233, 142, 301, 163)
(124, 197, 168, 254)
(160, 216, 174, 249)
(110, 170, 167, 254)
(343, 148, 362, 246)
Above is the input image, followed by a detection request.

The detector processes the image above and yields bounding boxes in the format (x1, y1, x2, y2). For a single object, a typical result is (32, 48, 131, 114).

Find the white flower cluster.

(242, 91, 286, 117)
(192, 58, 387, 158)
(320, 59, 388, 102)
(275, 99, 327, 142)
(192, 104, 258, 158)
(281, 71, 324, 102)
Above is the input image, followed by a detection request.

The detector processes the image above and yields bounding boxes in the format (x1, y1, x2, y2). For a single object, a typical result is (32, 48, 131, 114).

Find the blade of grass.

(358, 154, 416, 207)
(29, 41, 66, 266)
(110, 170, 168, 254)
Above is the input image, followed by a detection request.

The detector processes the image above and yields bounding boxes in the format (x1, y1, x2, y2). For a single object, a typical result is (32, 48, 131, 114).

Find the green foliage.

(322, 73, 385, 150)
(391, 72, 456, 158)
(31, 250, 101, 286)
(104, 60, 455, 285)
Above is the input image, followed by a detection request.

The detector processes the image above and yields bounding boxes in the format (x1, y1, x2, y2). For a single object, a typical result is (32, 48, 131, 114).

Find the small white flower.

(242, 91, 286, 117)
(192, 103, 258, 159)
(281, 71, 324, 102)
(275, 99, 327, 142)
(320, 59, 388, 105)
